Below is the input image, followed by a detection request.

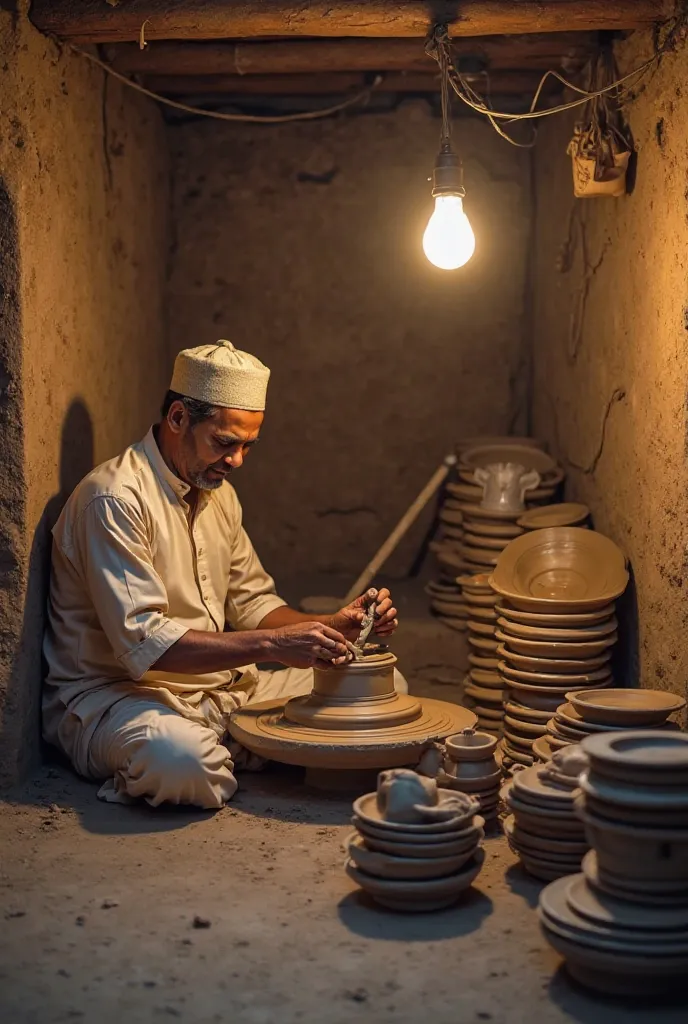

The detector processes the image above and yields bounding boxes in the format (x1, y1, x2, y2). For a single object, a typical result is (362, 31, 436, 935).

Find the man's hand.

(330, 587, 399, 643)
(269, 621, 352, 670)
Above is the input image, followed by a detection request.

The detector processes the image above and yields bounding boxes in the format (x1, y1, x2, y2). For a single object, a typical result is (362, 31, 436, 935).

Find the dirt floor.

(1, 582, 686, 1023)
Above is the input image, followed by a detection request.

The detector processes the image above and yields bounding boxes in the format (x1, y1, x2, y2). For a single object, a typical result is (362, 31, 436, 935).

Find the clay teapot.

(376, 768, 438, 823)
(474, 462, 541, 513)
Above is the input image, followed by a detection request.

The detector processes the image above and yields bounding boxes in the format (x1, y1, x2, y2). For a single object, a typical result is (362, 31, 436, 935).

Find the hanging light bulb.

(423, 27, 476, 271)
(423, 147, 475, 269)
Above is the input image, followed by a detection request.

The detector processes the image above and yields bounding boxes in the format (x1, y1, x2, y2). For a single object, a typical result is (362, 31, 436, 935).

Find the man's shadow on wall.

(3, 398, 95, 785)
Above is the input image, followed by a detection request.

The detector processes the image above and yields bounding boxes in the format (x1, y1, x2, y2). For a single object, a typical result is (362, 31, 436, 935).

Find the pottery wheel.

(229, 651, 476, 770)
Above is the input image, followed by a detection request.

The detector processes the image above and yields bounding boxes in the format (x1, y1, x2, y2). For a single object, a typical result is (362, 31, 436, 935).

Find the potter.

(42, 341, 401, 809)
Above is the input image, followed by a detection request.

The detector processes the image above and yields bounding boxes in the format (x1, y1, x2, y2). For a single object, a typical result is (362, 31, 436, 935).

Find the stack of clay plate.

(345, 789, 485, 912)
(490, 527, 629, 771)
(538, 731, 688, 997)
(437, 729, 502, 824)
(502, 753, 588, 881)
(516, 502, 590, 532)
(425, 576, 469, 631)
(428, 436, 546, 605)
(460, 574, 504, 736)
(545, 687, 684, 751)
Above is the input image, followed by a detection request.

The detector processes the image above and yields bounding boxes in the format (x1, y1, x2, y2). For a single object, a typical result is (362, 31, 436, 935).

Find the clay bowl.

(353, 792, 479, 834)
(463, 592, 500, 608)
(345, 848, 485, 912)
(580, 731, 688, 786)
(498, 661, 612, 688)
(516, 502, 590, 531)
(461, 444, 556, 476)
(496, 642, 611, 676)
(567, 688, 686, 728)
(462, 520, 523, 540)
(495, 616, 618, 642)
(463, 532, 511, 552)
(456, 435, 546, 454)
(490, 527, 628, 612)
(504, 701, 553, 724)
(532, 736, 557, 763)
(495, 630, 616, 660)
(495, 602, 615, 626)
(467, 619, 498, 637)
(468, 635, 499, 653)
(346, 833, 478, 881)
(575, 802, 688, 882)
(445, 730, 498, 761)
(468, 653, 499, 671)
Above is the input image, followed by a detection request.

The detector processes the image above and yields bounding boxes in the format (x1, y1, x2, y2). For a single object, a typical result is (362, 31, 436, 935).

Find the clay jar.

(443, 729, 500, 789)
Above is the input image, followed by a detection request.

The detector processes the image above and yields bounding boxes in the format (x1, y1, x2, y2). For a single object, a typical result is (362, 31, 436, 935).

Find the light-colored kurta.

(43, 427, 287, 777)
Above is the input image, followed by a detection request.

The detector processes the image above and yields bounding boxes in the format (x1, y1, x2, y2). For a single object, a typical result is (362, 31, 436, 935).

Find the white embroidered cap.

(170, 340, 270, 411)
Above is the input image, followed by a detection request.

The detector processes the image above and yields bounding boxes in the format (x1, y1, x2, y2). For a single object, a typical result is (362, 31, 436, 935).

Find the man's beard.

(187, 467, 228, 490)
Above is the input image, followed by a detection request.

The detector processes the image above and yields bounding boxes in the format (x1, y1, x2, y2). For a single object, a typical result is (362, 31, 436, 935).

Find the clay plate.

(504, 701, 553, 723)
(461, 444, 556, 476)
(467, 635, 499, 653)
(438, 616, 468, 633)
(495, 616, 618, 642)
(495, 603, 615, 626)
(468, 652, 500, 670)
(467, 619, 498, 637)
(516, 502, 589, 531)
(566, 688, 686, 727)
(354, 818, 485, 859)
(499, 662, 612, 687)
(497, 642, 611, 675)
(532, 735, 556, 763)
(463, 532, 511, 552)
(462, 521, 523, 539)
(495, 629, 616, 660)
(490, 527, 628, 612)
(345, 848, 485, 912)
(580, 730, 688, 785)
(346, 833, 479, 881)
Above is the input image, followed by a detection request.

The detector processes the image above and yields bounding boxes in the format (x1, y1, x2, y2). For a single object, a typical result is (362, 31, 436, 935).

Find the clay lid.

(517, 502, 590, 530)
(461, 444, 556, 475)
(490, 528, 628, 612)
(567, 688, 686, 727)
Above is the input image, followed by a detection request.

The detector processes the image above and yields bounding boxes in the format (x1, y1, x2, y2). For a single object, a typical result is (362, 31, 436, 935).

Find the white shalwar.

(43, 428, 405, 809)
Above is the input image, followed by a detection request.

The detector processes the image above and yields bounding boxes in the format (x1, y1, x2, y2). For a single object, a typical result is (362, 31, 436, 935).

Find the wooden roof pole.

(32, 0, 672, 44)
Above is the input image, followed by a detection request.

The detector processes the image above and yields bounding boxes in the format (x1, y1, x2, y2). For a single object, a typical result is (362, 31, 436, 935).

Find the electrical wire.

(427, 17, 686, 146)
(71, 46, 382, 124)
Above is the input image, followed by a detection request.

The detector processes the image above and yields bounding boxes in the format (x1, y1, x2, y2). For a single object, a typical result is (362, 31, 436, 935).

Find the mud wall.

(0, 9, 170, 785)
(168, 104, 532, 579)
(531, 32, 688, 695)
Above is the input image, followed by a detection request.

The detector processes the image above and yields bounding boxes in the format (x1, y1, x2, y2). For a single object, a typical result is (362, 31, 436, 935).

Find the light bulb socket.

(431, 146, 465, 199)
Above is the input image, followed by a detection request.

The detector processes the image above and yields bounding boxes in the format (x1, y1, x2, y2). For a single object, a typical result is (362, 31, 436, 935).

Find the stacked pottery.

(460, 573, 504, 736)
(436, 729, 501, 824)
(428, 436, 547, 613)
(502, 746, 589, 881)
(489, 527, 629, 772)
(545, 687, 684, 751)
(345, 769, 485, 912)
(538, 731, 688, 997)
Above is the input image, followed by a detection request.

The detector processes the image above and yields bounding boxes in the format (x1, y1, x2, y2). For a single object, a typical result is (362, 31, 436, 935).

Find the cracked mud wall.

(0, 10, 169, 785)
(531, 32, 688, 697)
(168, 105, 532, 579)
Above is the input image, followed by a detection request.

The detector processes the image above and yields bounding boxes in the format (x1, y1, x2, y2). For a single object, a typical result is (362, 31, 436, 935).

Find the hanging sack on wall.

(567, 49, 632, 199)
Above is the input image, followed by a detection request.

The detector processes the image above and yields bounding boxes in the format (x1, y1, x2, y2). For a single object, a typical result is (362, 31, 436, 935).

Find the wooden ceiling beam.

(103, 33, 598, 76)
(31, 1, 671, 44)
(141, 70, 555, 96)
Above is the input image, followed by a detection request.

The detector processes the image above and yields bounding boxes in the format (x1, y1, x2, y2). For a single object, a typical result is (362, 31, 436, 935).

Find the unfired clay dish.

(495, 630, 616, 660)
(463, 532, 510, 551)
(461, 444, 556, 476)
(496, 642, 611, 675)
(567, 688, 686, 727)
(495, 617, 618, 642)
(516, 502, 589, 531)
(490, 528, 628, 612)
(581, 730, 688, 785)
(467, 619, 498, 637)
(462, 521, 523, 539)
(495, 603, 615, 626)
(345, 848, 484, 912)
(499, 662, 612, 687)
(353, 790, 478, 833)
(346, 833, 478, 881)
